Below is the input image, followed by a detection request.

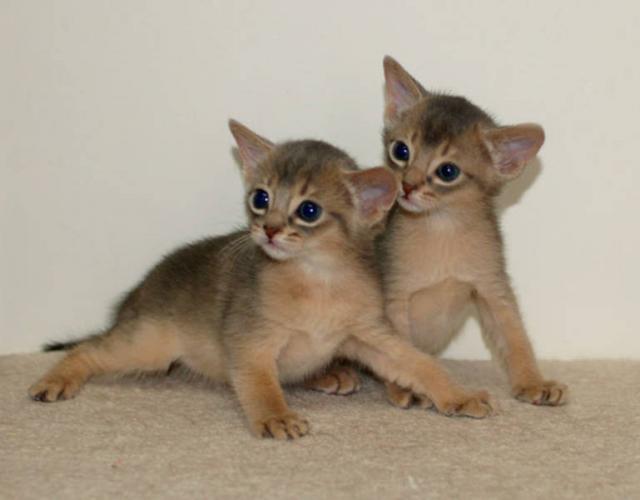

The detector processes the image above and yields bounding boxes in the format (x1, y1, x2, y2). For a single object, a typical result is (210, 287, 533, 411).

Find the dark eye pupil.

(252, 189, 269, 210)
(436, 163, 460, 182)
(392, 141, 410, 162)
(297, 201, 322, 222)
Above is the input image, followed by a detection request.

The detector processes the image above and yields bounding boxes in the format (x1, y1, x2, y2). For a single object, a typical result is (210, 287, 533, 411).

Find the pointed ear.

(482, 123, 545, 179)
(228, 119, 274, 183)
(345, 167, 399, 225)
(383, 56, 427, 125)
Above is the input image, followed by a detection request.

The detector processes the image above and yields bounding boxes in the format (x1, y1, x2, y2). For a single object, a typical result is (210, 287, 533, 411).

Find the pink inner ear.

(497, 137, 539, 173)
(387, 78, 420, 113)
(228, 120, 275, 176)
(348, 167, 398, 220)
(486, 124, 545, 176)
(383, 58, 424, 121)
(360, 185, 392, 213)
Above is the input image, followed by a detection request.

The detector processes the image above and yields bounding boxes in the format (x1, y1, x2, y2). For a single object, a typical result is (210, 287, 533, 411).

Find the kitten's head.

(382, 56, 545, 214)
(229, 120, 397, 261)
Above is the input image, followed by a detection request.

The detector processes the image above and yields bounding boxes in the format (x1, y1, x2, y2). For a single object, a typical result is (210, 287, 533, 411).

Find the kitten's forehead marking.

(419, 95, 494, 146)
(299, 178, 311, 197)
(266, 139, 357, 185)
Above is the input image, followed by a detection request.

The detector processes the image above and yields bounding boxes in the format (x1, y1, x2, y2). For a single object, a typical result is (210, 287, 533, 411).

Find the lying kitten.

(379, 57, 568, 407)
(29, 121, 494, 439)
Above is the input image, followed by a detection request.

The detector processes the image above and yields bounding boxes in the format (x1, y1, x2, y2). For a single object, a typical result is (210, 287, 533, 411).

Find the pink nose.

(264, 226, 280, 240)
(402, 182, 415, 196)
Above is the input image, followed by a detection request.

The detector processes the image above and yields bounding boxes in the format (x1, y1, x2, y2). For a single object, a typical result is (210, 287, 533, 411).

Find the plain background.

(2, 1, 639, 358)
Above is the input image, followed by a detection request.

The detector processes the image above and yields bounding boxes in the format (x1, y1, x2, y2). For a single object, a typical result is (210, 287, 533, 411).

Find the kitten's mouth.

(398, 194, 426, 213)
(258, 237, 294, 261)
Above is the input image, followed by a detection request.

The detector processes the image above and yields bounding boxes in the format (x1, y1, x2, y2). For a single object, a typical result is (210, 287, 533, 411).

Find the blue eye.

(435, 163, 461, 183)
(391, 141, 410, 164)
(252, 189, 269, 210)
(296, 200, 322, 223)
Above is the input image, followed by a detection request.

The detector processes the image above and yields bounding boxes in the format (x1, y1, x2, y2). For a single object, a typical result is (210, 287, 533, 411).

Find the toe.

(514, 381, 568, 406)
(335, 369, 360, 395)
(266, 419, 288, 440)
(387, 385, 414, 409)
(546, 382, 568, 406)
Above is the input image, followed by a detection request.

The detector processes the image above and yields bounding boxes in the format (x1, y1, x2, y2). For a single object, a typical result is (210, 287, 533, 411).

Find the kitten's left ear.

(345, 167, 399, 225)
(383, 56, 428, 125)
(482, 123, 545, 179)
(228, 119, 275, 183)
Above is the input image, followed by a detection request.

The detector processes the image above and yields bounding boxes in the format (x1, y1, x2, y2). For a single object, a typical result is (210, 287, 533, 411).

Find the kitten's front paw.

(387, 383, 413, 408)
(512, 380, 568, 406)
(435, 390, 495, 419)
(29, 376, 83, 402)
(253, 413, 310, 440)
(305, 366, 361, 396)
(386, 383, 433, 409)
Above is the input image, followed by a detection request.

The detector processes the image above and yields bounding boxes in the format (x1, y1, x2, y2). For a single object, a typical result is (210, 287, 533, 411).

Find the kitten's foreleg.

(29, 319, 181, 402)
(384, 296, 420, 408)
(229, 347, 309, 440)
(339, 326, 494, 418)
(384, 280, 473, 408)
(474, 282, 568, 406)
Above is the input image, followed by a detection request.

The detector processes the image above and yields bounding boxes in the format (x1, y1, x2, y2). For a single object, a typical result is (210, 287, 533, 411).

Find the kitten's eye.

(435, 163, 461, 183)
(251, 189, 270, 211)
(389, 140, 411, 167)
(296, 200, 322, 223)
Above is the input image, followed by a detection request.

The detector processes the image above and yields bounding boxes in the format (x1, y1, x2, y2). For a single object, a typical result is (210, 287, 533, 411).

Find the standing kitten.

(29, 121, 494, 439)
(380, 57, 567, 407)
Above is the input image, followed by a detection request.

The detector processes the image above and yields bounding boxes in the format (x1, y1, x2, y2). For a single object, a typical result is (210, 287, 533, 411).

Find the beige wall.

(2, 1, 639, 358)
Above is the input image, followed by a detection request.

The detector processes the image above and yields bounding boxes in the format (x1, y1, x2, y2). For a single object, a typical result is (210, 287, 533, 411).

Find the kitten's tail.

(42, 332, 102, 352)
(43, 340, 80, 352)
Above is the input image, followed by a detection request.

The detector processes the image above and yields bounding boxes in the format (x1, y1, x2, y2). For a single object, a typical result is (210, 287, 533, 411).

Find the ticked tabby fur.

(29, 121, 494, 439)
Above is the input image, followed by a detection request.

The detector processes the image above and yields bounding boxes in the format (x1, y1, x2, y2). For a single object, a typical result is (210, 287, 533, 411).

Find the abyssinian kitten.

(29, 120, 494, 440)
(377, 56, 568, 408)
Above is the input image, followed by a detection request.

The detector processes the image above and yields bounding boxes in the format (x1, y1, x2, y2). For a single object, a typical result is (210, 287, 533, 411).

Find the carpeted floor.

(1, 353, 639, 499)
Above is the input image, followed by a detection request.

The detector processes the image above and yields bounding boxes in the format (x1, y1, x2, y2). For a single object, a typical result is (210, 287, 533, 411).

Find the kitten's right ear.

(383, 56, 427, 125)
(345, 167, 399, 225)
(481, 123, 545, 180)
(228, 119, 275, 183)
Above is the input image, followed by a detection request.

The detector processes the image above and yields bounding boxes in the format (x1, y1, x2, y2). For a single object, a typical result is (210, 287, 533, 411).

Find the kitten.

(29, 121, 494, 439)
(379, 56, 568, 407)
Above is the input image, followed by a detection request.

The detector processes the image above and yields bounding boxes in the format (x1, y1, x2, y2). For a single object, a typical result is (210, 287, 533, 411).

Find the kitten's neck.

(295, 243, 375, 289)
(398, 198, 496, 232)
(431, 203, 480, 230)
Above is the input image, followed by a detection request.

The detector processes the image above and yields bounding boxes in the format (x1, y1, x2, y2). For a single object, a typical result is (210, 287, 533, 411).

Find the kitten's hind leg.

(29, 319, 182, 402)
(303, 362, 361, 396)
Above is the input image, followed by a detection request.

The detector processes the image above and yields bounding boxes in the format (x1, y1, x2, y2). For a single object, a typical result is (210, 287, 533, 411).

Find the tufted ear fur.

(383, 56, 427, 125)
(228, 119, 275, 184)
(345, 167, 399, 225)
(482, 123, 545, 180)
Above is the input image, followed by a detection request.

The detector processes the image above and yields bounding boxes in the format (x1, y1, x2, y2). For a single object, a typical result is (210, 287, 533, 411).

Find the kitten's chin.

(259, 243, 296, 261)
(397, 196, 427, 214)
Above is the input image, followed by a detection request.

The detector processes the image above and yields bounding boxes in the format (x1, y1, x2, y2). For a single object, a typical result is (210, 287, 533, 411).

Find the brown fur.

(29, 121, 494, 440)
(379, 56, 567, 407)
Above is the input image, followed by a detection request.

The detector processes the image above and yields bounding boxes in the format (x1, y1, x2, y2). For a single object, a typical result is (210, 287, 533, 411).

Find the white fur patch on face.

(251, 227, 301, 261)
(260, 243, 294, 261)
(397, 195, 425, 213)
(398, 184, 441, 214)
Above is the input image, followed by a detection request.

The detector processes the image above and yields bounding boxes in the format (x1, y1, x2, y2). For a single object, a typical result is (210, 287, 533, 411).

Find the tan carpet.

(1, 353, 639, 499)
